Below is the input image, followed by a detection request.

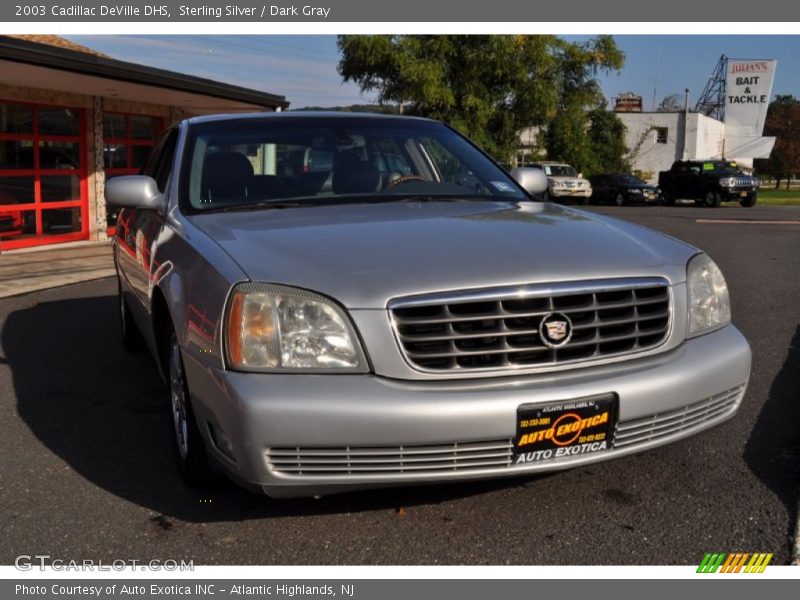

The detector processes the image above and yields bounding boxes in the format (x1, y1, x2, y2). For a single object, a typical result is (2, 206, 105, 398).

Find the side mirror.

(578, 173, 584, 179)
(105, 176, 165, 213)
(510, 167, 548, 196)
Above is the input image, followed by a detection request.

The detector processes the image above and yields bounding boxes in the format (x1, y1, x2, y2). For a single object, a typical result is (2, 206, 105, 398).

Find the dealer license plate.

(513, 394, 617, 464)
(740, 191, 748, 197)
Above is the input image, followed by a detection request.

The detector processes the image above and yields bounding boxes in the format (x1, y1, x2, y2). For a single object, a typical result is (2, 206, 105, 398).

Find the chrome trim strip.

(387, 277, 669, 309)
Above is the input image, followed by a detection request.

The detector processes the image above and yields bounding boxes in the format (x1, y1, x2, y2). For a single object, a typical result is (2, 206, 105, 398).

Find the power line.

(195, 35, 340, 61)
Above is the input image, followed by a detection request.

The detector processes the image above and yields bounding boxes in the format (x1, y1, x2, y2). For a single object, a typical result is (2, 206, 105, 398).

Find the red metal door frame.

(0, 100, 89, 251)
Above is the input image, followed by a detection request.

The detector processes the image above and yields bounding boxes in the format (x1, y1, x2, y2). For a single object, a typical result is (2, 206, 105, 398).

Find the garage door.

(0, 101, 88, 251)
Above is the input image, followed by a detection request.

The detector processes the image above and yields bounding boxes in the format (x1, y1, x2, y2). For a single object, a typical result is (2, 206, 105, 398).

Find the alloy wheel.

(170, 337, 189, 460)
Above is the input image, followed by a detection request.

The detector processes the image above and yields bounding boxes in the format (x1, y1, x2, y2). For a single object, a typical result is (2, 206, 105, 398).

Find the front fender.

(148, 212, 249, 372)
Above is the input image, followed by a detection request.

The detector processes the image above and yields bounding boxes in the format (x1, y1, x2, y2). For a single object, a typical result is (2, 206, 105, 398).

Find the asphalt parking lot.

(0, 204, 798, 565)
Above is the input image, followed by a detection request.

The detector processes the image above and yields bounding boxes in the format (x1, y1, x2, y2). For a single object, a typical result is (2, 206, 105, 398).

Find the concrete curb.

(0, 242, 115, 299)
(0, 270, 116, 299)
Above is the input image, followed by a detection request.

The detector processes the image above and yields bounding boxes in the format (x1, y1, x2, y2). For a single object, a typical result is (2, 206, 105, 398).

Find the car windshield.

(702, 162, 743, 175)
(616, 174, 647, 186)
(543, 165, 578, 177)
(184, 116, 527, 211)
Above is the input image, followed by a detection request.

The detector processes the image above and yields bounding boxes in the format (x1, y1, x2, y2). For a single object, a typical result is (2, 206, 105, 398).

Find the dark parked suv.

(658, 160, 758, 207)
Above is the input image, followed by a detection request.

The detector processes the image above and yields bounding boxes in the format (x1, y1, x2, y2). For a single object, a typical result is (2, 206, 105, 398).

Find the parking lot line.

(695, 219, 800, 225)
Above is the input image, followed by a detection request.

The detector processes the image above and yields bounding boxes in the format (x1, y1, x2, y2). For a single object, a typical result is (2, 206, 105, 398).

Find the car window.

(543, 165, 577, 177)
(183, 117, 527, 211)
(705, 162, 742, 175)
(618, 174, 646, 186)
(140, 131, 168, 179)
(140, 128, 178, 193)
(153, 129, 179, 192)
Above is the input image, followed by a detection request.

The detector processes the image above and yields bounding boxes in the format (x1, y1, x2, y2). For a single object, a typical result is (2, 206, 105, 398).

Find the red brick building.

(0, 35, 287, 251)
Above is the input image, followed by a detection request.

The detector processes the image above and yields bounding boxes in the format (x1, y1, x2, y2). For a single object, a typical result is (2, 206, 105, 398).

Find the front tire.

(704, 190, 722, 208)
(740, 193, 757, 207)
(615, 192, 625, 207)
(661, 190, 676, 206)
(168, 330, 215, 488)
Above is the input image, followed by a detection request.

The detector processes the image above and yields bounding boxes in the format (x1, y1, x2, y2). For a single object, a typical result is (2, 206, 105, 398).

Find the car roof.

(185, 111, 438, 126)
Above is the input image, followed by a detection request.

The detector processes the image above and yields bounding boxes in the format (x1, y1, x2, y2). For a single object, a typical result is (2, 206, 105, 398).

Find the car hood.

(189, 200, 696, 308)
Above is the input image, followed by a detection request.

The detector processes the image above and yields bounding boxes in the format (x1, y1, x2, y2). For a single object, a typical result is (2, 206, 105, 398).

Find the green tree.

(586, 109, 630, 174)
(541, 36, 626, 173)
(755, 95, 800, 189)
(337, 35, 624, 163)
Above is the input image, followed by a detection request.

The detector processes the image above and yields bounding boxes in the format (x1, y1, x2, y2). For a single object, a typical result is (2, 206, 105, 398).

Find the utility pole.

(682, 88, 690, 160)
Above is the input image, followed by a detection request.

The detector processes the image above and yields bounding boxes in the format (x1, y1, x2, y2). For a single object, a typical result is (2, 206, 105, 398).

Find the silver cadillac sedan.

(108, 112, 751, 498)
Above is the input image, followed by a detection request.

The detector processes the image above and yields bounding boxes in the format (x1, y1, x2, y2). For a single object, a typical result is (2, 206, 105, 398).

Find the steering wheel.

(383, 174, 428, 190)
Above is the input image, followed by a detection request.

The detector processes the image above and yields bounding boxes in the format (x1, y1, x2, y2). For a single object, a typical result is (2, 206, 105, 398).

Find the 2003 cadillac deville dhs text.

(107, 113, 751, 498)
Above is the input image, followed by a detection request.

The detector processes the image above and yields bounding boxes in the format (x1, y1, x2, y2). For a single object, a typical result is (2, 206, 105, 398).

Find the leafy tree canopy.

(755, 94, 800, 188)
(337, 35, 625, 165)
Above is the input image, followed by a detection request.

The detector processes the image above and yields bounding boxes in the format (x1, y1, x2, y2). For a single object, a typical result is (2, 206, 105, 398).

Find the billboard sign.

(613, 93, 643, 112)
(725, 59, 777, 136)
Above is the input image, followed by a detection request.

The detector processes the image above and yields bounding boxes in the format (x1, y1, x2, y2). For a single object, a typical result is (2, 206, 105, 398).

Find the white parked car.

(524, 162, 592, 204)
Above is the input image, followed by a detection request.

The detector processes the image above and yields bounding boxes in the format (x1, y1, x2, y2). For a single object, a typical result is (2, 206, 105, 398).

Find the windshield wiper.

(364, 194, 493, 204)
(202, 193, 504, 213)
(206, 195, 368, 213)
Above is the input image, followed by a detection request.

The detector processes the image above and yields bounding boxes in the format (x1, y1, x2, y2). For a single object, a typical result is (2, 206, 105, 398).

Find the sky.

(68, 35, 800, 110)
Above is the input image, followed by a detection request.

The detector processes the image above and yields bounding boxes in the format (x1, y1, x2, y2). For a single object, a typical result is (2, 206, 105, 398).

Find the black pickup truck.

(658, 160, 758, 207)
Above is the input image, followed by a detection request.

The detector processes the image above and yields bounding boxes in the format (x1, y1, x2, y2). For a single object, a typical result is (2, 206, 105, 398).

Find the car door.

(116, 128, 179, 310)
(596, 176, 611, 201)
(673, 163, 691, 199)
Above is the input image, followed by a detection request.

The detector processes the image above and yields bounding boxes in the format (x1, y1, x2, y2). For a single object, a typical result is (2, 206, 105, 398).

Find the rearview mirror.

(105, 176, 165, 213)
(510, 167, 548, 196)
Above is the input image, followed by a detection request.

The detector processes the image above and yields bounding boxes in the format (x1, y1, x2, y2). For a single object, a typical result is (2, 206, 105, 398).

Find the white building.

(617, 112, 728, 183)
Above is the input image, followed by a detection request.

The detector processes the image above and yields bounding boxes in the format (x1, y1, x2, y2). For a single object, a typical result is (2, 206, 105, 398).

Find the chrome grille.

(613, 384, 746, 448)
(267, 439, 514, 475)
(390, 279, 671, 373)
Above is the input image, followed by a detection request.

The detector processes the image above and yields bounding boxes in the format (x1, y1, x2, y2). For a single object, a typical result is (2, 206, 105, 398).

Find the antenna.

(695, 54, 728, 120)
(652, 47, 661, 111)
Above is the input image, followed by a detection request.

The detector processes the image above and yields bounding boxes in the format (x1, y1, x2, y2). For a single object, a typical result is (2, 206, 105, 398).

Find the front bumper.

(551, 188, 592, 198)
(183, 324, 751, 498)
(629, 191, 660, 203)
(722, 188, 757, 201)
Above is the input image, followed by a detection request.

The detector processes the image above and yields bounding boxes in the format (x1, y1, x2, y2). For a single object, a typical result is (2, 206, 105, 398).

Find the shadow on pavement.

(3, 293, 543, 523)
(744, 325, 800, 553)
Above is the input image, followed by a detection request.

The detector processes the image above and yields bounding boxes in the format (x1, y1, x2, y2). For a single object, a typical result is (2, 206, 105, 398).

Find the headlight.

(686, 254, 731, 337)
(628, 188, 642, 194)
(720, 177, 736, 187)
(224, 283, 366, 372)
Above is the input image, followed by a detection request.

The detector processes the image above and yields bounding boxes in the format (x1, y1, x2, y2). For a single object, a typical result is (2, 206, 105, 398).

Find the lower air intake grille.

(267, 384, 746, 477)
(267, 439, 514, 475)
(613, 384, 746, 448)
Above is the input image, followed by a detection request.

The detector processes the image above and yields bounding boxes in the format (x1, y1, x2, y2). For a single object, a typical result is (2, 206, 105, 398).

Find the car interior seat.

(200, 152, 254, 206)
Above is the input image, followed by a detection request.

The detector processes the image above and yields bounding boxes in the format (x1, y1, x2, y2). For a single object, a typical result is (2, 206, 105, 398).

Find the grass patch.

(756, 189, 800, 206)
